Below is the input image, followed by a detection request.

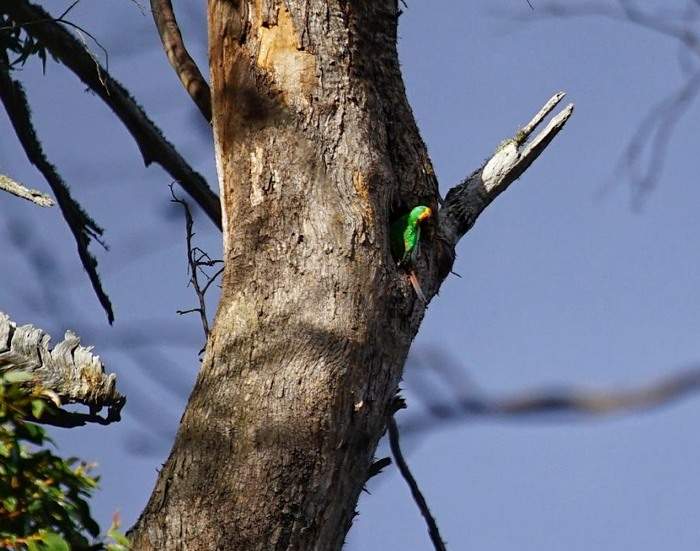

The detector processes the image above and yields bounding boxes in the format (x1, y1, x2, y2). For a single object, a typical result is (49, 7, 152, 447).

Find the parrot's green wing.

(390, 212, 409, 262)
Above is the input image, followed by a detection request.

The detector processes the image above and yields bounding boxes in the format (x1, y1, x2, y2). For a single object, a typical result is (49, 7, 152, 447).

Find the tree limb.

(0, 311, 125, 427)
(439, 92, 574, 253)
(388, 416, 447, 551)
(401, 366, 700, 434)
(0, 173, 53, 206)
(0, 51, 115, 323)
(150, 0, 211, 122)
(2, 0, 222, 229)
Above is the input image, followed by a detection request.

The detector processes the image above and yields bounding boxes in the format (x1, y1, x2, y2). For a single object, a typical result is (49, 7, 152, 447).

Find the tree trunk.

(130, 1, 441, 549)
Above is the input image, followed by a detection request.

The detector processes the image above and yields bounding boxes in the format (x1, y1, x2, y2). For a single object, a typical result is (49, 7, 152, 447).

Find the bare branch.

(0, 173, 53, 206)
(525, 2, 700, 200)
(401, 366, 700, 434)
(366, 456, 392, 482)
(0, 51, 115, 323)
(621, 71, 700, 204)
(2, 0, 222, 229)
(0, 311, 125, 426)
(533, 1, 700, 59)
(388, 415, 447, 551)
(439, 92, 574, 251)
(150, 0, 212, 122)
(170, 185, 222, 345)
(517, 90, 566, 139)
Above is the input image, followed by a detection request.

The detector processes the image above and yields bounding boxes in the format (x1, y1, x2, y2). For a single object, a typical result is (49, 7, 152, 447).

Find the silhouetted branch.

(170, 186, 222, 344)
(0, 311, 125, 426)
(366, 456, 392, 482)
(0, 50, 114, 323)
(388, 415, 447, 551)
(0, 173, 53, 206)
(150, 0, 211, 122)
(2, 0, 222, 229)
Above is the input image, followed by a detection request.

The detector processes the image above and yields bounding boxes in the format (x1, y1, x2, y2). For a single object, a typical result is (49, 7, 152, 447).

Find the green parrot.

(390, 205, 432, 302)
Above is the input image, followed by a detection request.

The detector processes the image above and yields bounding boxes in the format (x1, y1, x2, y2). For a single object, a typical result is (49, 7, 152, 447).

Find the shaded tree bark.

(129, 1, 570, 549)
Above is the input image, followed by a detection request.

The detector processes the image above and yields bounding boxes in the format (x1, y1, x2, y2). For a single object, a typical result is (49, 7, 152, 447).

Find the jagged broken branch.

(0, 311, 125, 427)
(439, 91, 574, 251)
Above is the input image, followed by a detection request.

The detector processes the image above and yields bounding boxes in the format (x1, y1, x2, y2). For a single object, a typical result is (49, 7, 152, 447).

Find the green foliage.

(0, 374, 129, 550)
(0, 15, 54, 71)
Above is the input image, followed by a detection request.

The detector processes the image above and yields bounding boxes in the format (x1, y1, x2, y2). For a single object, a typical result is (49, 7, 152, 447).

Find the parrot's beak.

(418, 208, 432, 223)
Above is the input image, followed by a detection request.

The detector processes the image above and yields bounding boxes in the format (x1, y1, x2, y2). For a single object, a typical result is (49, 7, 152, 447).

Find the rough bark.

(130, 2, 571, 549)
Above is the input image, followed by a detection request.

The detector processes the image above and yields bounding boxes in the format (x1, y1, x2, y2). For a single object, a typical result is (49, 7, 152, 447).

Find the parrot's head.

(418, 206, 432, 223)
(411, 205, 432, 226)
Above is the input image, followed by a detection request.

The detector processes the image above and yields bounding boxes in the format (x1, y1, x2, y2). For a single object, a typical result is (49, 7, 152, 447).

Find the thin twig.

(388, 416, 447, 551)
(169, 185, 223, 345)
(55, 0, 81, 22)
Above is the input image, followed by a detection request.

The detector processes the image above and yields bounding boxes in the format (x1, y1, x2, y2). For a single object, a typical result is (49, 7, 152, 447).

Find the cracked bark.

(129, 2, 572, 549)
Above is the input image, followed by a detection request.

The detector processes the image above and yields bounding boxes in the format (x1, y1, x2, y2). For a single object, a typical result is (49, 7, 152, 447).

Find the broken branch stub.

(0, 311, 124, 426)
(439, 92, 575, 250)
(0, 173, 54, 207)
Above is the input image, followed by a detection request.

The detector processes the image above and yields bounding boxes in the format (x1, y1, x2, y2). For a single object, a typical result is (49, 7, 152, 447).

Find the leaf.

(31, 399, 46, 419)
(3, 495, 18, 512)
(18, 421, 46, 445)
(108, 529, 130, 547)
(38, 532, 70, 551)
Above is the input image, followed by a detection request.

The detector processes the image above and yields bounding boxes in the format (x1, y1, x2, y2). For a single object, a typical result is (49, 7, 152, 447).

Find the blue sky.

(2, 1, 699, 549)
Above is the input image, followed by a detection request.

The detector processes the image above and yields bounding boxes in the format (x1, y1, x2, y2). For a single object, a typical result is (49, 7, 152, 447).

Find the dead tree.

(127, 3, 572, 549)
(2, 1, 573, 549)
